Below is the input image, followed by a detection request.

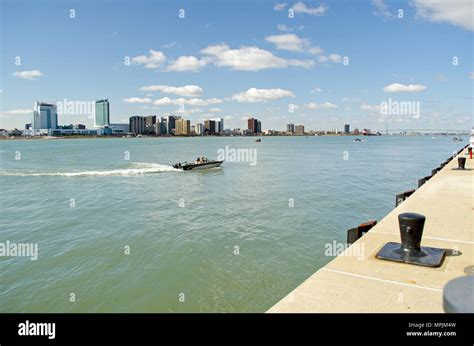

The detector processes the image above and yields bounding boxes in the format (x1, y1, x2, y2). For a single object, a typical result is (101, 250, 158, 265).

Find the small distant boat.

(432, 136, 437, 139)
(353, 138, 362, 142)
(453, 136, 463, 142)
(255, 138, 262, 142)
(173, 157, 224, 171)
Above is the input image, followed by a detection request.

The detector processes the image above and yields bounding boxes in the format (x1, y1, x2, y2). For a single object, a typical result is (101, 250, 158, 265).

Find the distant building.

(94, 99, 110, 127)
(175, 118, 191, 136)
(217, 118, 224, 134)
(129, 116, 145, 135)
(166, 115, 180, 135)
(74, 124, 86, 130)
(204, 119, 216, 134)
(32, 101, 58, 133)
(344, 124, 350, 134)
(295, 125, 305, 135)
(353, 128, 359, 135)
(287, 123, 295, 133)
(248, 118, 257, 133)
(247, 117, 261, 134)
(144, 115, 157, 135)
(195, 123, 204, 135)
(110, 123, 129, 134)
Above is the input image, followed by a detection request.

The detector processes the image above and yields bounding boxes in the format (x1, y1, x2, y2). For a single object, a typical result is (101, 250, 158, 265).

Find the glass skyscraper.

(32, 101, 58, 131)
(94, 99, 110, 127)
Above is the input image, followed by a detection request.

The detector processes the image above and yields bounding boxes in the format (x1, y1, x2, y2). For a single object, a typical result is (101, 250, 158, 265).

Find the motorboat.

(173, 157, 224, 171)
(255, 138, 262, 142)
(453, 136, 463, 142)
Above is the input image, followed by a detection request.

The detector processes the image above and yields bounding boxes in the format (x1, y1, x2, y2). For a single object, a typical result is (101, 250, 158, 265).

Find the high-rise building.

(195, 123, 204, 135)
(217, 118, 224, 134)
(144, 115, 157, 135)
(129, 116, 145, 135)
(247, 117, 261, 134)
(248, 118, 257, 133)
(295, 125, 305, 135)
(287, 123, 295, 133)
(32, 101, 58, 131)
(204, 119, 216, 134)
(344, 124, 350, 134)
(94, 99, 110, 127)
(175, 118, 191, 136)
(166, 115, 180, 135)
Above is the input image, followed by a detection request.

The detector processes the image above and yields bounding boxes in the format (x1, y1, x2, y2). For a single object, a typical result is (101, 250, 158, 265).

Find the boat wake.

(0, 162, 180, 177)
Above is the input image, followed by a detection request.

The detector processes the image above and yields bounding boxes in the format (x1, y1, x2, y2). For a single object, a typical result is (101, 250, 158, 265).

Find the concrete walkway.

(268, 147, 473, 313)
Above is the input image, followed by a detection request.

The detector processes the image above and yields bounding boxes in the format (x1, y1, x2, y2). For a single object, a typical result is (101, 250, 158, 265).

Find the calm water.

(0, 135, 466, 312)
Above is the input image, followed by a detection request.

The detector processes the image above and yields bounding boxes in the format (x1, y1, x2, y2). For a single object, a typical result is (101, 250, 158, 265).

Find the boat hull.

(180, 160, 224, 171)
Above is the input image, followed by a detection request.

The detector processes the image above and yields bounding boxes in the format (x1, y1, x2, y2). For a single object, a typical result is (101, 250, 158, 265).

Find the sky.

(1, 0, 473, 131)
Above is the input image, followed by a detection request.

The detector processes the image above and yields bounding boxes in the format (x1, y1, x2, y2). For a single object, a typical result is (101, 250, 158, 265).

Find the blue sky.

(1, 0, 473, 131)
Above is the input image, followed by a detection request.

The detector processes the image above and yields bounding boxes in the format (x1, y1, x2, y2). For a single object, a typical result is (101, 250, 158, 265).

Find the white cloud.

(274, 2, 287, 11)
(5, 109, 32, 114)
(123, 97, 152, 103)
(469, 72, 474, 79)
(411, 0, 473, 31)
(201, 44, 313, 71)
(224, 115, 234, 120)
(166, 56, 209, 72)
(291, 2, 327, 16)
(153, 97, 222, 106)
(318, 55, 329, 63)
(304, 102, 338, 109)
(209, 108, 223, 112)
(311, 88, 323, 93)
(372, 0, 393, 18)
(328, 54, 342, 63)
(265, 33, 307, 52)
(265, 33, 323, 55)
(231, 88, 295, 103)
(12, 70, 43, 80)
(140, 85, 203, 97)
(383, 83, 427, 92)
(131, 50, 166, 69)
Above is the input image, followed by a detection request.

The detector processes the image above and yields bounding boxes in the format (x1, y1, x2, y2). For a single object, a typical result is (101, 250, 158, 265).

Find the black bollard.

(398, 213, 425, 254)
(457, 157, 466, 170)
(376, 212, 446, 267)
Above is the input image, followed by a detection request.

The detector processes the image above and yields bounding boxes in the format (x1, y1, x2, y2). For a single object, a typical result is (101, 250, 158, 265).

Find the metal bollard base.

(376, 242, 446, 267)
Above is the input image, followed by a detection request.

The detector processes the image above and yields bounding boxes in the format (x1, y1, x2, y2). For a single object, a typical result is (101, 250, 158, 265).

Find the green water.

(0, 135, 466, 312)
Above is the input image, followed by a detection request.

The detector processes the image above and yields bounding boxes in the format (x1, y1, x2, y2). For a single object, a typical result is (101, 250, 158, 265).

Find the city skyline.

(1, 0, 473, 132)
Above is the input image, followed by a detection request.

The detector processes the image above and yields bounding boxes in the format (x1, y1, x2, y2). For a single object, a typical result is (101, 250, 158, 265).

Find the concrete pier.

(268, 147, 473, 313)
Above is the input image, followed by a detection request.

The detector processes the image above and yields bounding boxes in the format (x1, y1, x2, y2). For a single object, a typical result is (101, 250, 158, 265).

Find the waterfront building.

(204, 119, 216, 134)
(74, 124, 86, 130)
(175, 118, 191, 136)
(248, 118, 257, 133)
(166, 115, 180, 135)
(144, 115, 157, 135)
(295, 125, 305, 135)
(129, 116, 146, 135)
(32, 101, 58, 133)
(217, 118, 224, 134)
(248, 117, 262, 134)
(94, 99, 110, 127)
(287, 123, 295, 133)
(195, 123, 204, 135)
(344, 124, 350, 134)
(110, 123, 129, 134)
